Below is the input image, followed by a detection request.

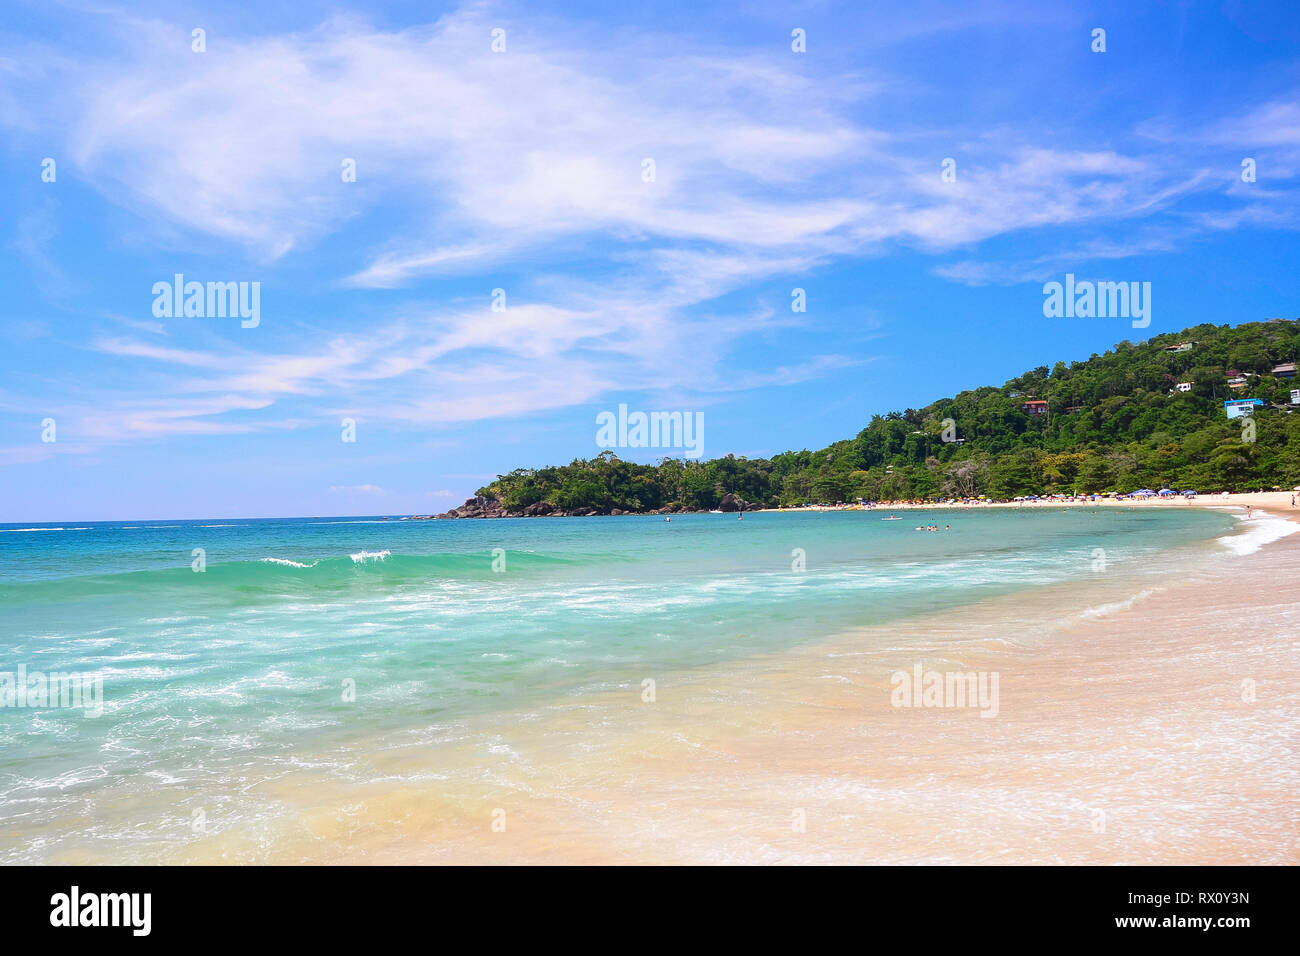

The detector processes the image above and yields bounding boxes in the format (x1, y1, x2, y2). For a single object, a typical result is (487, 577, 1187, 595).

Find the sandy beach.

(137, 496, 1297, 865)
(783, 490, 1300, 516)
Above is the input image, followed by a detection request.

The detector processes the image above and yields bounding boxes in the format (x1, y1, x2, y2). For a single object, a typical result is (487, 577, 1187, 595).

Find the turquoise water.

(0, 507, 1237, 859)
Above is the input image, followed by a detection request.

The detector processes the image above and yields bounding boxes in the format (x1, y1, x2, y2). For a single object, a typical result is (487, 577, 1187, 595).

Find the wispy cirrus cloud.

(19, 6, 1256, 275)
(3, 1, 1297, 456)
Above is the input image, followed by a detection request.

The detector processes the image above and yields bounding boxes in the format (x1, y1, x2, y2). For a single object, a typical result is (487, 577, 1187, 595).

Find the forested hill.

(450, 319, 1300, 516)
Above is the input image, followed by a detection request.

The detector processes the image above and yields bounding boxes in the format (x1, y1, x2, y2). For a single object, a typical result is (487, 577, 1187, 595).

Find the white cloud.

(23, 7, 1226, 277)
(8, 5, 1297, 449)
(329, 484, 384, 495)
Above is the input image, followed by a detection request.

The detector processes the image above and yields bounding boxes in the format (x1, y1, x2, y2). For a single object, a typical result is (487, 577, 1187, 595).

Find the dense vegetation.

(476, 320, 1300, 512)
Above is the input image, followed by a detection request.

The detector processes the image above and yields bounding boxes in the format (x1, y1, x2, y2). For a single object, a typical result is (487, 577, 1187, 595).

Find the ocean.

(0, 506, 1245, 862)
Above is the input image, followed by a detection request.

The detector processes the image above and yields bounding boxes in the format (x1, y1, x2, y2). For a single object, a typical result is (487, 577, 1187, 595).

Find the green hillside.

(470, 319, 1300, 514)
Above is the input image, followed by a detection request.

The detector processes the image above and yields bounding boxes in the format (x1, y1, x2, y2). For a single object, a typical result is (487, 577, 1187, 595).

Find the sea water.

(0, 507, 1239, 861)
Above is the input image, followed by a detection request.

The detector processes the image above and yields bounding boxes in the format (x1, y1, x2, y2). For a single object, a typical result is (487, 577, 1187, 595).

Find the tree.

(471, 319, 1300, 511)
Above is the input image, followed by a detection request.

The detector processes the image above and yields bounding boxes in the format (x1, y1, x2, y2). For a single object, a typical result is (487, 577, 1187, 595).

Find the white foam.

(259, 557, 318, 568)
(1218, 512, 1300, 556)
(350, 549, 391, 563)
(1078, 588, 1158, 620)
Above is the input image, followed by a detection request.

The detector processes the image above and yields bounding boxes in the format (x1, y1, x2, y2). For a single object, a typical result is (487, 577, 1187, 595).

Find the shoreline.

(784, 490, 1300, 515)
(136, 499, 1299, 865)
(410, 490, 1300, 521)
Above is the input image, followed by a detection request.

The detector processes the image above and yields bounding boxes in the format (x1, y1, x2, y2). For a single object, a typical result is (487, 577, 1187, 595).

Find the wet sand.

(147, 498, 1299, 865)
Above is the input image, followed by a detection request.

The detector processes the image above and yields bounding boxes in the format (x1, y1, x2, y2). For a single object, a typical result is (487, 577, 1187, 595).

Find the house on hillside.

(1271, 362, 1297, 379)
(1063, 405, 1084, 413)
(1023, 400, 1049, 416)
(1163, 342, 1196, 353)
(1225, 398, 1264, 419)
(1175, 382, 1193, 393)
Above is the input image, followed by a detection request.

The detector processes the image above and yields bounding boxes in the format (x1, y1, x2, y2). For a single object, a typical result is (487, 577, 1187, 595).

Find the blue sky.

(1, 0, 1298, 520)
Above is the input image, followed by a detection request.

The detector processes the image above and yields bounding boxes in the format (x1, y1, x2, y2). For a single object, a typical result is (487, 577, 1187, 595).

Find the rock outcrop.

(418, 493, 769, 519)
(435, 495, 507, 519)
(719, 492, 766, 512)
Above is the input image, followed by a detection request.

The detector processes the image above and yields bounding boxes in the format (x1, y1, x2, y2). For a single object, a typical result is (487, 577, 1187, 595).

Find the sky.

(1, 0, 1298, 521)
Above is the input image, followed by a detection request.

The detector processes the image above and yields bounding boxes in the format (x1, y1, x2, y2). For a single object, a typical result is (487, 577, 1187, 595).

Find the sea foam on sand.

(1217, 510, 1299, 556)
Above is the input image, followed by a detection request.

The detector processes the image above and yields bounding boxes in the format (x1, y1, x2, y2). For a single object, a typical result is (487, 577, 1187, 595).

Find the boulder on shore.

(717, 492, 768, 512)
(426, 495, 760, 518)
(436, 494, 506, 519)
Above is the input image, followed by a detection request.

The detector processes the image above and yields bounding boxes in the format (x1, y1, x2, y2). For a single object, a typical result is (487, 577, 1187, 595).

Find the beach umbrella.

(1158, 489, 1175, 496)
(1181, 489, 1197, 496)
